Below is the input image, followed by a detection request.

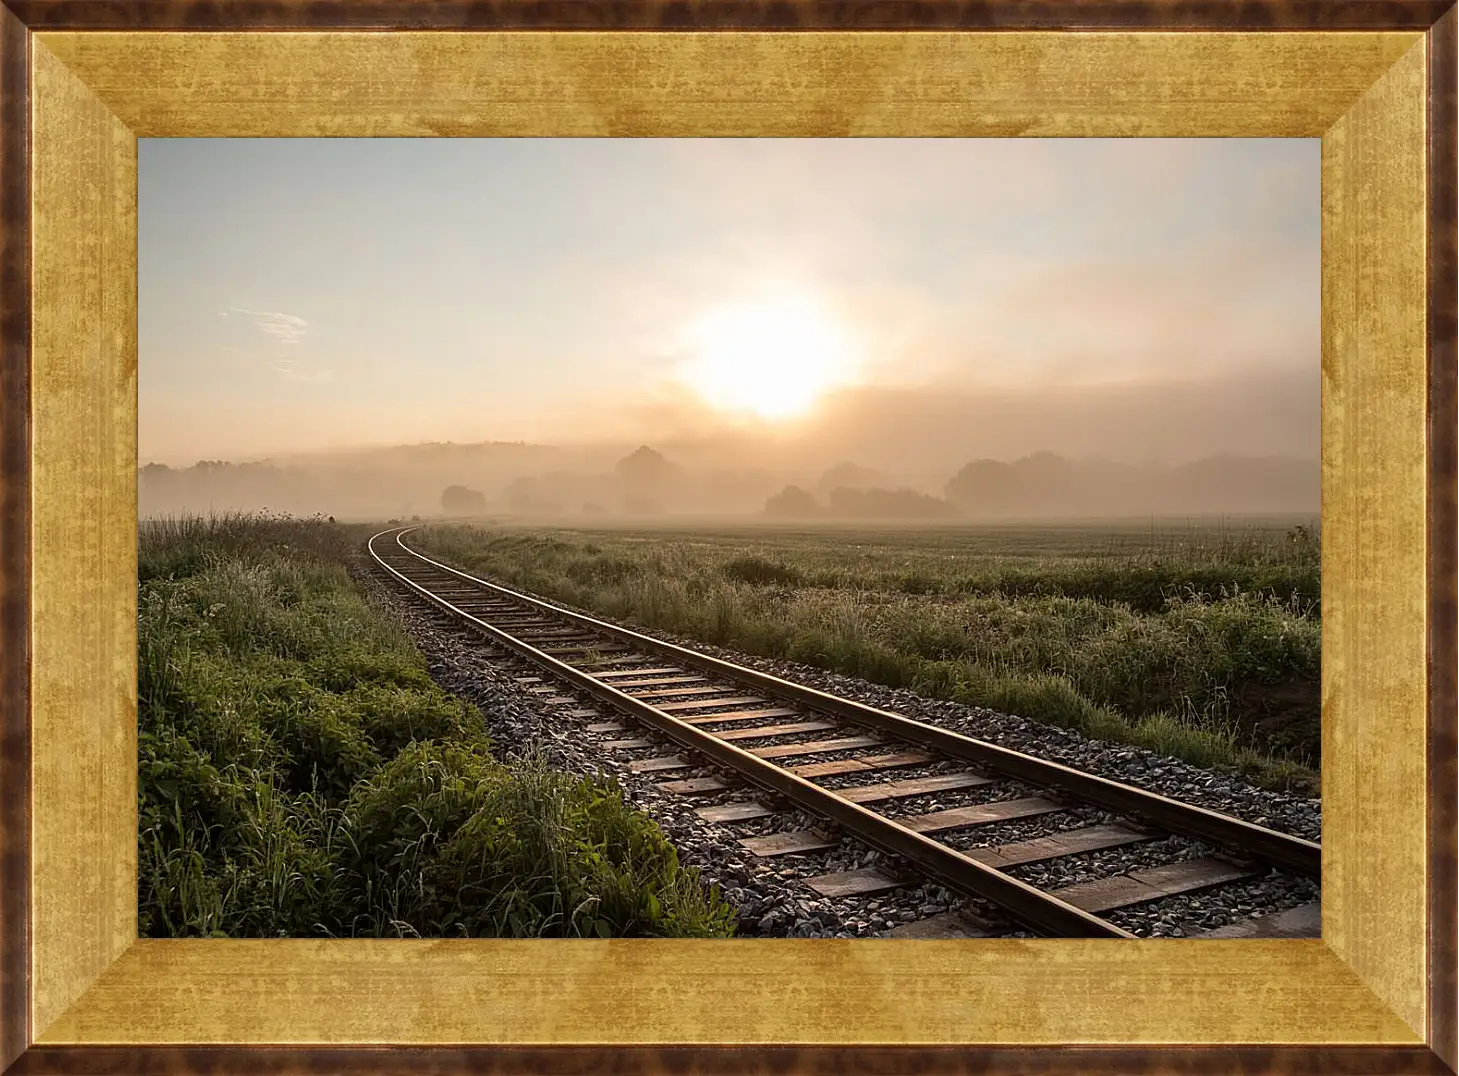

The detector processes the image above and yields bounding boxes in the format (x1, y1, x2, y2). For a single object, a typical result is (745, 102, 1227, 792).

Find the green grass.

(138, 512, 735, 938)
(413, 519, 1321, 794)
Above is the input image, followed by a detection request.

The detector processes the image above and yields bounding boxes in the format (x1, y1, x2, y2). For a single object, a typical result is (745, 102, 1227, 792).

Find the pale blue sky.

(139, 138, 1318, 465)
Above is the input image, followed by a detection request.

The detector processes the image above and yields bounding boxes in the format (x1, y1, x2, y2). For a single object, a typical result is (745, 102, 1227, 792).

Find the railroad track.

(369, 526, 1321, 940)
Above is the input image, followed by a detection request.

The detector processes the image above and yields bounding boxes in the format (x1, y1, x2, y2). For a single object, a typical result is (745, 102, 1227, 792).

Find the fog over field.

(139, 366, 1318, 521)
(139, 138, 1317, 522)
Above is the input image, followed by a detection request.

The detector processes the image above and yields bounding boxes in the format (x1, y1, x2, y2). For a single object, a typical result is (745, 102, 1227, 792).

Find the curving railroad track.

(369, 526, 1321, 940)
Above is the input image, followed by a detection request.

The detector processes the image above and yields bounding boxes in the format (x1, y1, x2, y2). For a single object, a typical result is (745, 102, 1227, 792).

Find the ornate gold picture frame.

(0, 3, 1454, 1072)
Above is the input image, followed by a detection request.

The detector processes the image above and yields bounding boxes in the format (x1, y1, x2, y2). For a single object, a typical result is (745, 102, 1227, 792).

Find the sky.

(138, 138, 1319, 466)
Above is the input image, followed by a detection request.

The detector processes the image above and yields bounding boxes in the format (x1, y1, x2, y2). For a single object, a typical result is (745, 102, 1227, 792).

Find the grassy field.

(414, 517, 1321, 793)
(138, 513, 735, 938)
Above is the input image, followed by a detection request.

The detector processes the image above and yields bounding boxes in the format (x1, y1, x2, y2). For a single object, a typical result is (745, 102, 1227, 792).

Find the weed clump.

(344, 743, 733, 937)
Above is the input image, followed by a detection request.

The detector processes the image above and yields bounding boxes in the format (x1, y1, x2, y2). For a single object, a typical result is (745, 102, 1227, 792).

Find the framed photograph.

(1, 2, 1454, 1073)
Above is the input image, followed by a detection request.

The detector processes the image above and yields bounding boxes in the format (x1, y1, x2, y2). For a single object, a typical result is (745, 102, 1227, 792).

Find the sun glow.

(679, 295, 857, 421)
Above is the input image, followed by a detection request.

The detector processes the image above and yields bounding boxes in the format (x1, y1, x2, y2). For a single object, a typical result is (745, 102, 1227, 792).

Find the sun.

(679, 295, 856, 421)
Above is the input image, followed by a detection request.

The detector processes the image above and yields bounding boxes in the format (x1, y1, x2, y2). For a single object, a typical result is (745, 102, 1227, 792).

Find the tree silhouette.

(763, 485, 821, 518)
(826, 486, 958, 520)
(441, 484, 486, 514)
(615, 445, 677, 489)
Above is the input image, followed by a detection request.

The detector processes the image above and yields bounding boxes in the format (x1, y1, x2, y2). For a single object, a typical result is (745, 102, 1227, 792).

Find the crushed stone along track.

(368, 526, 1322, 940)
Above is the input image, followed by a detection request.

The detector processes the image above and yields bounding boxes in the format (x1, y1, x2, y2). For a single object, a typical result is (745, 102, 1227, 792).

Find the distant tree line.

(765, 485, 958, 521)
(762, 450, 1319, 520)
(139, 440, 1318, 523)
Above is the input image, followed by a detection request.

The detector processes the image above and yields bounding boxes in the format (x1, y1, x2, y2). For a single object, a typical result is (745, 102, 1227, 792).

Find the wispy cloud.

(268, 356, 334, 384)
(221, 306, 331, 381)
(225, 307, 310, 346)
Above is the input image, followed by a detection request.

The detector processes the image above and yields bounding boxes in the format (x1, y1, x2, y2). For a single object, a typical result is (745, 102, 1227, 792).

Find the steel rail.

(385, 527, 1322, 879)
(368, 528, 1135, 938)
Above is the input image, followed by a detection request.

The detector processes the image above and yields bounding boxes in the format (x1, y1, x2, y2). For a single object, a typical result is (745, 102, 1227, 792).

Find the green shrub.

(722, 555, 805, 587)
(140, 727, 251, 837)
(349, 684, 486, 758)
(261, 689, 384, 800)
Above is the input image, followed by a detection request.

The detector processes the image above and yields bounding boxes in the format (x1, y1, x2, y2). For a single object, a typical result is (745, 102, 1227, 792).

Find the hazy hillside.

(139, 440, 1318, 522)
(140, 361, 1319, 521)
(139, 442, 565, 520)
(942, 452, 1317, 519)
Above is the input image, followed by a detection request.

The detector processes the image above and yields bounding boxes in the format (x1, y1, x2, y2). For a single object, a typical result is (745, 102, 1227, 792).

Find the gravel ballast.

(596, 621, 1323, 844)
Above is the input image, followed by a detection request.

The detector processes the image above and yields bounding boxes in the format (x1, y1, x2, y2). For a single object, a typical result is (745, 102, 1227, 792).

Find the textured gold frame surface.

(0, 7, 1454, 1074)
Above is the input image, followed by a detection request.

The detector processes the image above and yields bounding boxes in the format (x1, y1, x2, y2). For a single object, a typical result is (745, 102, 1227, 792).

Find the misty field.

(137, 513, 734, 938)
(414, 518, 1322, 792)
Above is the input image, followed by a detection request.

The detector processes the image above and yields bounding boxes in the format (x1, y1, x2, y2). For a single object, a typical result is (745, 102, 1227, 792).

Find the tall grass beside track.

(415, 521, 1322, 794)
(137, 513, 734, 938)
